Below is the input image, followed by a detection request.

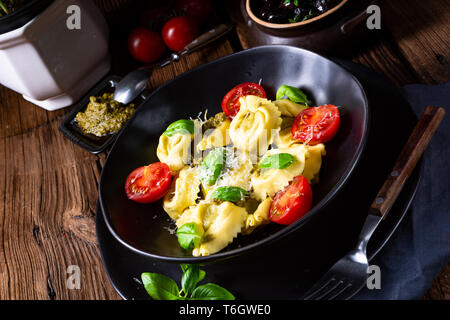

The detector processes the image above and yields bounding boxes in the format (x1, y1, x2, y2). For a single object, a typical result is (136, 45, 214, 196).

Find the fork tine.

(312, 279, 345, 300)
(302, 276, 337, 300)
(331, 282, 366, 300)
(325, 281, 352, 300)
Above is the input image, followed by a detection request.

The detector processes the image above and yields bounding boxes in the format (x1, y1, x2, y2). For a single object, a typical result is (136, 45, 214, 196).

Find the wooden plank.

(382, 0, 450, 84)
(423, 263, 450, 300)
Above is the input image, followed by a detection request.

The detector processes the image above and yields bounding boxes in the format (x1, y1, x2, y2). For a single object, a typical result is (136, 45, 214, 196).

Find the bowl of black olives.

(240, 0, 375, 54)
(246, 0, 348, 34)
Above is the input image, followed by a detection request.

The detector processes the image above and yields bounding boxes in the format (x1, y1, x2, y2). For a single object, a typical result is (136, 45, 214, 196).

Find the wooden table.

(0, 0, 448, 300)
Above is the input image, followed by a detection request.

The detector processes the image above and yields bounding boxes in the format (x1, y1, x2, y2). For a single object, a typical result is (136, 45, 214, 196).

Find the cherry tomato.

(269, 175, 313, 225)
(221, 82, 267, 118)
(128, 28, 166, 63)
(162, 16, 200, 52)
(176, 0, 212, 25)
(125, 163, 172, 204)
(291, 104, 340, 145)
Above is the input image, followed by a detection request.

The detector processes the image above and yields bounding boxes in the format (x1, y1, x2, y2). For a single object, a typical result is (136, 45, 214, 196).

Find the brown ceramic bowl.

(240, 0, 375, 54)
(246, 0, 349, 35)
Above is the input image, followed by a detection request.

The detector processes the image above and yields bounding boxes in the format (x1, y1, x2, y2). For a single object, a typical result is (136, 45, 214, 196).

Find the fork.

(302, 106, 446, 300)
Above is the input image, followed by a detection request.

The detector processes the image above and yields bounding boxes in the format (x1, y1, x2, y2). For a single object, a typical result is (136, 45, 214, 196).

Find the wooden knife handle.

(369, 106, 446, 218)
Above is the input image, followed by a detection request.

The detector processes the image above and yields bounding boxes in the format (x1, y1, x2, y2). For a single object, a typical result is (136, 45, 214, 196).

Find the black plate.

(99, 46, 369, 263)
(0, 0, 53, 35)
(59, 76, 146, 154)
(96, 59, 422, 300)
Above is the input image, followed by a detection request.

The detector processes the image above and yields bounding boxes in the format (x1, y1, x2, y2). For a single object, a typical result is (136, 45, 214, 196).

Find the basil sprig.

(211, 186, 248, 203)
(142, 264, 235, 300)
(177, 222, 204, 250)
(201, 147, 227, 186)
(163, 119, 195, 137)
(260, 153, 296, 169)
(276, 85, 309, 106)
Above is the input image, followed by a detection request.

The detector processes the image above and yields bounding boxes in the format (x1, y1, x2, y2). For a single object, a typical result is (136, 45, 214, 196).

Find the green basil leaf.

(211, 186, 248, 203)
(199, 270, 206, 282)
(190, 283, 235, 301)
(201, 147, 227, 186)
(181, 265, 204, 296)
(180, 264, 189, 273)
(177, 223, 204, 250)
(276, 85, 309, 106)
(260, 153, 296, 169)
(141, 273, 181, 300)
(163, 119, 195, 137)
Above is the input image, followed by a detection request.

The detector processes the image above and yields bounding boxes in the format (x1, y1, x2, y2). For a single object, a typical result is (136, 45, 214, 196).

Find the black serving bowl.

(99, 45, 369, 264)
(0, 0, 54, 35)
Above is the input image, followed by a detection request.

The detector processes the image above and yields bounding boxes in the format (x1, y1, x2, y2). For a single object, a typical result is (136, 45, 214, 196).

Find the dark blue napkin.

(354, 83, 450, 300)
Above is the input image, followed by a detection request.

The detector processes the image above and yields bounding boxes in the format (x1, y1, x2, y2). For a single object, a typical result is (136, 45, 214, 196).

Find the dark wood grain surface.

(0, 0, 448, 300)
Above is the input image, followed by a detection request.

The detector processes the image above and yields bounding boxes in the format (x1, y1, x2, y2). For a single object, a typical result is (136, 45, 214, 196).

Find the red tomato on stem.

(221, 82, 267, 118)
(269, 175, 313, 225)
(125, 163, 172, 204)
(162, 16, 200, 52)
(128, 28, 166, 63)
(176, 0, 212, 25)
(291, 104, 341, 145)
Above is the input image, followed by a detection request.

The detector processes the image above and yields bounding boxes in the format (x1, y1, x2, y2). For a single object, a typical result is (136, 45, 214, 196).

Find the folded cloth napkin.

(354, 83, 450, 300)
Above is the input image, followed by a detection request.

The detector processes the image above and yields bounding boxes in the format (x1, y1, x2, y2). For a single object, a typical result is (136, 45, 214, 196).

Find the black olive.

(266, 8, 292, 23)
(258, 0, 279, 20)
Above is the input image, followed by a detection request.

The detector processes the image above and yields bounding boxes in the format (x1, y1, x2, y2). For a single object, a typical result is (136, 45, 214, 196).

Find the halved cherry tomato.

(291, 104, 340, 145)
(269, 175, 313, 225)
(125, 163, 172, 204)
(221, 82, 267, 118)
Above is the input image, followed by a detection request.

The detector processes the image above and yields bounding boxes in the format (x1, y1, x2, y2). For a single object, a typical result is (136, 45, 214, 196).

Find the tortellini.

(274, 99, 308, 117)
(157, 133, 193, 173)
(251, 144, 308, 201)
(196, 118, 231, 153)
(303, 144, 326, 183)
(175, 201, 248, 257)
(229, 95, 282, 156)
(243, 198, 272, 235)
(157, 92, 328, 257)
(163, 166, 201, 220)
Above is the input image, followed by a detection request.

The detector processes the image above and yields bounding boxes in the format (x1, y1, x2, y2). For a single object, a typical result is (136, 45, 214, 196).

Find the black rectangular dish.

(59, 75, 146, 154)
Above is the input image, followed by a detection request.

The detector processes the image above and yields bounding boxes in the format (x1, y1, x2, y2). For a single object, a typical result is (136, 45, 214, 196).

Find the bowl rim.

(245, 0, 349, 29)
(0, 0, 54, 35)
(99, 45, 370, 264)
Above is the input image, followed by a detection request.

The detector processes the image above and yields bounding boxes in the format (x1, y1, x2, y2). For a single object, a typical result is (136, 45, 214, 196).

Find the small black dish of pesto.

(59, 75, 145, 154)
(75, 93, 136, 137)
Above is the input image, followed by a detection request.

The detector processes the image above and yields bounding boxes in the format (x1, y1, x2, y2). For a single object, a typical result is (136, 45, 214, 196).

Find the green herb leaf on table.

(141, 273, 182, 300)
(142, 265, 234, 301)
(177, 222, 204, 250)
(163, 119, 195, 137)
(260, 153, 296, 169)
(211, 186, 248, 203)
(191, 283, 235, 301)
(276, 85, 309, 106)
(181, 264, 205, 296)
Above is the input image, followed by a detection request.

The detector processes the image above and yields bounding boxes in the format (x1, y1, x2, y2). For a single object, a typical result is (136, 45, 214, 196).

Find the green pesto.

(75, 93, 136, 137)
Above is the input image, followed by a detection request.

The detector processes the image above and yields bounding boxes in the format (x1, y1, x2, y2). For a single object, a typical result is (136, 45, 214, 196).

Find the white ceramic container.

(0, 0, 110, 110)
